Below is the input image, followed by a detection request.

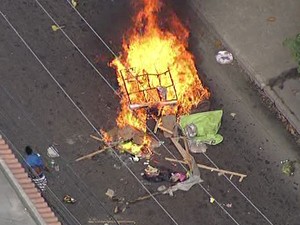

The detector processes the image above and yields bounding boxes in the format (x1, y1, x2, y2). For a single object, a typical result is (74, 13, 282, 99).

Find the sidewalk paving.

(0, 136, 61, 225)
(190, 0, 300, 134)
(0, 168, 37, 225)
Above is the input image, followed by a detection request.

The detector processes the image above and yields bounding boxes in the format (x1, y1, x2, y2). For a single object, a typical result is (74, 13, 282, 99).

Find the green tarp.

(180, 110, 223, 145)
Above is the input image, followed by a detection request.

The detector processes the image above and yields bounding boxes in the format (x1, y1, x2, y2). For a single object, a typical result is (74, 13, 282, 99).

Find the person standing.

(25, 146, 47, 191)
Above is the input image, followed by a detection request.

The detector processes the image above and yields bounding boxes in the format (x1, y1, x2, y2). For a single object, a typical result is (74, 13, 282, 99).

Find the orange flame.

(110, 0, 209, 133)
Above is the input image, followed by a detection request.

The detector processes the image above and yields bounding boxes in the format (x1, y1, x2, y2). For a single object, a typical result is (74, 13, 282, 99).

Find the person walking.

(25, 146, 48, 191)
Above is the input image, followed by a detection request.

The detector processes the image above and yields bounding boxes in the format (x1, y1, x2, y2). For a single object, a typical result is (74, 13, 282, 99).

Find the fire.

(110, 0, 209, 135)
(100, 129, 112, 143)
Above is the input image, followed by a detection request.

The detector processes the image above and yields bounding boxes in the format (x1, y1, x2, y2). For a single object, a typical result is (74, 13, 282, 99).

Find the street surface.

(0, 0, 299, 224)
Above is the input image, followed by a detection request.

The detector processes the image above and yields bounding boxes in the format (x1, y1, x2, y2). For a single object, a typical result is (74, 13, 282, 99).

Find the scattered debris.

(230, 112, 236, 119)
(49, 159, 59, 172)
(226, 203, 232, 208)
(188, 140, 207, 153)
(142, 165, 173, 182)
(51, 25, 65, 32)
(113, 164, 121, 169)
(47, 145, 60, 158)
(184, 123, 198, 138)
(266, 16, 276, 22)
(63, 195, 76, 204)
(71, 0, 78, 8)
(281, 159, 296, 176)
(216, 51, 233, 64)
(132, 156, 140, 162)
(164, 138, 203, 196)
(170, 172, 187, 183)
(157, 185, 167, 192)
(114, 206, 120, 214)
(105, 189, 116, 199)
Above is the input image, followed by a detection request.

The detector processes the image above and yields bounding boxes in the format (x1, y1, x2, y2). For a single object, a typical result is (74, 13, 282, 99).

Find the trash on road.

(71, 0, 78, 8)
(105, 189, 116, 199)
(230, 112, 236, 119)
(51, 25, 65, 32)
(157, 185, 167, 192)
(164, 156, 203, 196)
(266, 16, 276, 22)
(170, 172, 187, 183)
(142, 165, 172, 182)
(226, 203, 232, 208)
(63, 195, 76, 204)
(47, 145, 60, 158)
(216, 50, 233, 64)
(188, 141, 207, 153)
(132, 156, 140, 162)
(114, 206, 120, 214)
(281, 159, 296, 176)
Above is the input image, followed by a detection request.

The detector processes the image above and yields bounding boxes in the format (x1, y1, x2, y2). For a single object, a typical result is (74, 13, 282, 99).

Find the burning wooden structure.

(120, 68, 178, 110)
(108, 0, 209, 147)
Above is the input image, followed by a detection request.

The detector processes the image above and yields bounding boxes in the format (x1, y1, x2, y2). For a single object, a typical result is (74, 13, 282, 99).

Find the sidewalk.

(0, 168, 37, 225)
(0, 136, 61, 225)
(190, 0, 300, 134)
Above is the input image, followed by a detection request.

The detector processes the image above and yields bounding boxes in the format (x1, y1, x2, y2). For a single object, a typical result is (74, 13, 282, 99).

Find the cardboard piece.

(161, 115, 176, 137)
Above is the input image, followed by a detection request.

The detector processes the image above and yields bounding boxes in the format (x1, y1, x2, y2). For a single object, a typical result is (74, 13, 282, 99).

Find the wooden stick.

(158, 125, 173, 135)
(90, 135, 103, 142)
(75, 147, 110, 162)
(76, 140, 123, 162)
(183, 137, 189, 153)
(153, 108, 163, 134)
(165, 157, 247, 182)
(170, 138, 188, 161)
(154, 118, 162, 134)
(127, 192, 161, 204)
(182, 137, 193, 169)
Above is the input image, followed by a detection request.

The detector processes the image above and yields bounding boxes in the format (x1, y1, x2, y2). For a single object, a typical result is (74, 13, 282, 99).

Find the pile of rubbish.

(73, 108, 249, 216)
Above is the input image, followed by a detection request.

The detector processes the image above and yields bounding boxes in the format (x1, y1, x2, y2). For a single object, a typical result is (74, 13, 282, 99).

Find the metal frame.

(120, 68, 178, 109)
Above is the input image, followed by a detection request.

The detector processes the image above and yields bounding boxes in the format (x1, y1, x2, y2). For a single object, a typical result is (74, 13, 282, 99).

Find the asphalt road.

(0, 0, 300, 225)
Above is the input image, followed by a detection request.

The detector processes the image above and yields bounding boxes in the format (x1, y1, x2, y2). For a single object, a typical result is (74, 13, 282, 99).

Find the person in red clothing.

(25, 146, 48, 191)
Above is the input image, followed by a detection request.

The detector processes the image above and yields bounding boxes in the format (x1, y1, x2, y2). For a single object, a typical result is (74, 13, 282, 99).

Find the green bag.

(180, 110, 223, 145)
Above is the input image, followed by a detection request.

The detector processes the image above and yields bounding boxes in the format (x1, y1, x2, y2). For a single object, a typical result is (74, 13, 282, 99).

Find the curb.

(189, 0, 300, 134)
(0, 135, 61, 225)
(264, 86, 300, 134)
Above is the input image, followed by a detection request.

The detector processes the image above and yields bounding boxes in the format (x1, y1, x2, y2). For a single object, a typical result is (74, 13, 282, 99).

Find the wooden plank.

(127, 192, 161, 204)
(165, 157, 247, 182)
(170, 138, 188, 160)
(75, 147, 110, 162)
(153, 107, 163, 134)
(153, 118, 161, 134)
(90, 135, 103, 142)
(158, 125, 173, 135)
(161, 115, 176, 138)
